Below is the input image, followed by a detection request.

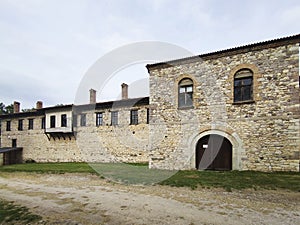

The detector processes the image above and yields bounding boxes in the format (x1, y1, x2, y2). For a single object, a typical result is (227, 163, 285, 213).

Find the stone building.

(0, 34, 299, 171)
(147, 34, 300, 171)
(0, 86, 150, 165)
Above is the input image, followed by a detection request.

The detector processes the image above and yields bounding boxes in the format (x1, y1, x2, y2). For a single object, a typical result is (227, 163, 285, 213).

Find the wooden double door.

(196, 134, 232, 170)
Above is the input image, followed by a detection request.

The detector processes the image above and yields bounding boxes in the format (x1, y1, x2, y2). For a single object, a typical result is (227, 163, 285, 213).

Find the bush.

(25, 159, 36, 163)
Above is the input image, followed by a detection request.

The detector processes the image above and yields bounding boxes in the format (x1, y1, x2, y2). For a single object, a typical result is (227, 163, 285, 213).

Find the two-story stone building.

(0, 86, 150, 165)
(147, 34, 299, 171)
(0, 34, 299, 171)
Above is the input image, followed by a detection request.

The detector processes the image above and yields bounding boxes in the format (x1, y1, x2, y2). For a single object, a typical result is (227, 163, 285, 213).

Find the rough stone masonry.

(0, 34, 299, 171)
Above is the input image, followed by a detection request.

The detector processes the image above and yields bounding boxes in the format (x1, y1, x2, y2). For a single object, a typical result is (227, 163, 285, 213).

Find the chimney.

(121, 83, 128, 100)
(13, 101, 20, 113)
(89, 89, 96, 104)
(36, 101, 43, 109)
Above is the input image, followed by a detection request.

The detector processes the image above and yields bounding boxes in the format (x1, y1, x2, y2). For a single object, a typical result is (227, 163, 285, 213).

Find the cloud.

(176, 1, 214, 27)
(281, 5, 300, 27)
(0, 68, 48, 106)
(0, 0, 299, 109)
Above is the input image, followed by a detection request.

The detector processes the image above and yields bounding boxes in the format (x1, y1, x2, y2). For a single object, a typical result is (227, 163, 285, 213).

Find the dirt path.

(0, 172, 299, 225)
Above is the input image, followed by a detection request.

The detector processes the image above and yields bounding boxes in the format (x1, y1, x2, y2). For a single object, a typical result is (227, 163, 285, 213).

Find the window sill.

(178, 106, 194, 110)
(233, 100, 255, 105)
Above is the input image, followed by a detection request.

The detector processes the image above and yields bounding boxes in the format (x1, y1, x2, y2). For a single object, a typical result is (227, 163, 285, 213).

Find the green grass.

(0, 162, 96, 174)
(159, 170, 300, 192)
(0, 199, 42, 224)
(0, 163, 299, 191)
(90, 162, 175, 185)
(0, 162, 174, 185)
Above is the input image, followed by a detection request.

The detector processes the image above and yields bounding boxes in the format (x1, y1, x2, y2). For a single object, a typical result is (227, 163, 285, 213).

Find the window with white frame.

(96, 112, 103, 126)
(178, 78, 193, 108)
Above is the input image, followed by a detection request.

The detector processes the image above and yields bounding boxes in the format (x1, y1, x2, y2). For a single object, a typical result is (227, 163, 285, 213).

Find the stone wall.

(1, 36, 299, 172)
(0, 103, 150, 164)
(148, 43, 300, 172)
(75, 104, 149, 163)
(0, 115, 82, 162)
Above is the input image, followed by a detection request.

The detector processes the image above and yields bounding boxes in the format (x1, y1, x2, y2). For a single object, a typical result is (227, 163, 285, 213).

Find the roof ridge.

(146, 34, 300, 70)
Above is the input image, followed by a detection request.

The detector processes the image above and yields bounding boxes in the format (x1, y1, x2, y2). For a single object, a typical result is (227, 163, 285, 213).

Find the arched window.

(234, 69, 253, 102)
(178, 78, 193, 108)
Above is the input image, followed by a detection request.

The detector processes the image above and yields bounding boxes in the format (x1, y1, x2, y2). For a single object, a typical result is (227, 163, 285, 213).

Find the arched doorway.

(196, 134, 232, 170)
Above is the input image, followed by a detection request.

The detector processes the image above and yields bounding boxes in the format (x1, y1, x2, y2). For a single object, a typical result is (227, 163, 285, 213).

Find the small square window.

(50, 116, 56, 128)
(147, 108, 150, 124)
(111, 111, 118, 126)
(61, 114, 67, 127)
(28, 119, 34, 130)
(80, 114, 86, 126)
(6, 121, 11, 131)
(12, 139, 17, 147)
(96, 112, 103, 126)
(179, 87, 185, 93)
(41, 117, 45, 129)
(186, 86, 193, 92)
(18, 119, 23, 131)
(130, 110, 138, 125)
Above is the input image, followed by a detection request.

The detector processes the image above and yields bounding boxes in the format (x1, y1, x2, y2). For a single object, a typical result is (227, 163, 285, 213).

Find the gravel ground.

(0, 172, 299, 225)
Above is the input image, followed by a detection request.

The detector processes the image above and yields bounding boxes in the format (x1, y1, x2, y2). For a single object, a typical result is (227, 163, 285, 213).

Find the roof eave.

(146, 34, 300, 71)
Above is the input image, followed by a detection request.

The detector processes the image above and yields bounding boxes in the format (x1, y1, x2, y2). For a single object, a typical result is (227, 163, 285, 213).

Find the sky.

(0, 0, 299, 109)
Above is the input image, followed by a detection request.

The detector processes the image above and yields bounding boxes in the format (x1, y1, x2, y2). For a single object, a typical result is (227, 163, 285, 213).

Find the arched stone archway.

(196, 134, 232, 170)
(189, 129, 244, 170)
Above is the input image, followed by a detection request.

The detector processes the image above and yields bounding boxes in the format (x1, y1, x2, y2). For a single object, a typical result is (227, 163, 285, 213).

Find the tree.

(5, 104, 14, 114)
(0, 103, 14, 115)
(22, 108, 35, 112)
(0, 102, 5, 114)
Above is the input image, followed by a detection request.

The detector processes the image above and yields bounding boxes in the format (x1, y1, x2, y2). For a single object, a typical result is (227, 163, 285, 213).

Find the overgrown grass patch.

(0, 199, 42, 224)
(159, 170, 300, 192)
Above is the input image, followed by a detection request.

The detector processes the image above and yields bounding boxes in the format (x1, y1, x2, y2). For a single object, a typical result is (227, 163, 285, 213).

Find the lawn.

(0, 162, 176, 185)
(159, 170, 300, 192)
(0, 162, 95, 174)
(0, 199, 42, 224)
(0, 162, 299, 191)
